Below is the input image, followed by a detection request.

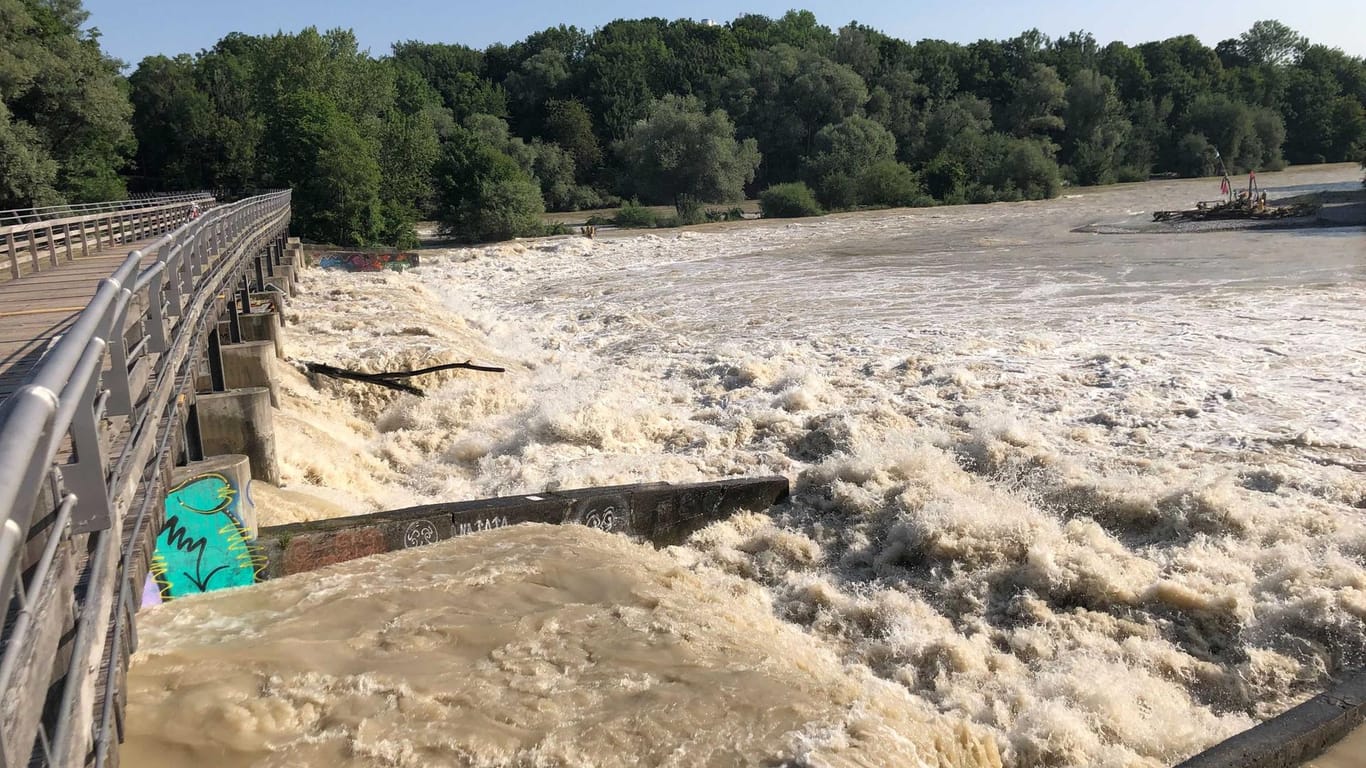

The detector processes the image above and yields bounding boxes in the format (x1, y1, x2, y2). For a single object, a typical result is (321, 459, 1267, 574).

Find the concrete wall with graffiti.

(317, 251, 419, 272)
(143, 470, 265, 605)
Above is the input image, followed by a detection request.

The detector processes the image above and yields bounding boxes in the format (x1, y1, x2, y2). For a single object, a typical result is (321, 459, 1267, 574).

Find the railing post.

(4, 232, 16, 280)
(26, 231, 39, 274)
(45, 226, 57, 267)
(104, 289, 135, 417)
(147, 269, 168, 355)
(67, 346, 114, 533)
(79, 220, 89, 258)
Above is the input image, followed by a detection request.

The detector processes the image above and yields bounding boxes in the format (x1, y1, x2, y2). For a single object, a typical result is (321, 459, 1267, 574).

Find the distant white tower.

(700, 18, 718, 27)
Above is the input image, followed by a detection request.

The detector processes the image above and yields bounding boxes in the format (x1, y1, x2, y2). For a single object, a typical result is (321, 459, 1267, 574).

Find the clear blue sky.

(84, 0, 1365, 67)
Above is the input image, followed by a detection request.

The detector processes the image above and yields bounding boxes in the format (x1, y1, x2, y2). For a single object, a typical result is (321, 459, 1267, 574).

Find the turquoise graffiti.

(147, 473, 263, 602)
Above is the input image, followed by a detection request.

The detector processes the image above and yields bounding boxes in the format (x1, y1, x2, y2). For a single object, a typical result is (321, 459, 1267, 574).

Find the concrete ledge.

(257, 476, 789, 578)
(1176, 669, 1366, 768)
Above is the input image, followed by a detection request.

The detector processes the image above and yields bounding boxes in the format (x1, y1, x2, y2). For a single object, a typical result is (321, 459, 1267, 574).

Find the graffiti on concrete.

(145, 473, 263, 603)
(403, 519, 439, 548)
(318, 251, 419, 273)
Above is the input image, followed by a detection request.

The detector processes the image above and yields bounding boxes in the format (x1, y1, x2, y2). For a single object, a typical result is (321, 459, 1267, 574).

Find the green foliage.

(1174, 132, 1217, 177)
(858, 161, 930, 208)
(613, 200, 658, 227)
(1238, 20, 1308, 66)
(760, 182, 823, 218)
(804, 116, 897, 204)
(269, 91, 386, 246)
(615, 94, 760, 206)
(0, 0, 132, 207)
(988, 138, 1063, 200)
(434, 128, 545, 242)
(543, 99, 602, 178)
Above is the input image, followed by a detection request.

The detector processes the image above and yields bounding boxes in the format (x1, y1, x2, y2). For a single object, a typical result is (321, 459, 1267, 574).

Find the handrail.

(0, 189, 292, 768)
(0, 192, 218, 282)
(0, 192, 214, 227)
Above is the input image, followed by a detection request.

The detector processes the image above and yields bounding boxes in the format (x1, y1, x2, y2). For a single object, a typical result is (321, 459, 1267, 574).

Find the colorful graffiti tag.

(144, 473, 264, 605)
(318, 251, 419, 273)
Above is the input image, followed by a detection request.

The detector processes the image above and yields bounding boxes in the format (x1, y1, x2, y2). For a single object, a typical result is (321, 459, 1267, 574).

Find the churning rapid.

(126, 165, 1366, 767)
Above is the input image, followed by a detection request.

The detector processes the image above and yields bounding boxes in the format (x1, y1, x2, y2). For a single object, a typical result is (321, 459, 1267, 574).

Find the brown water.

(127, 165, 1366, 767)
(124, 524, 1001, 768)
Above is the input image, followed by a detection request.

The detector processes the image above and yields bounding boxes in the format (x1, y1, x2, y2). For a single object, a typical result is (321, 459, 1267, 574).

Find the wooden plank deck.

(0, 237, 161, 401)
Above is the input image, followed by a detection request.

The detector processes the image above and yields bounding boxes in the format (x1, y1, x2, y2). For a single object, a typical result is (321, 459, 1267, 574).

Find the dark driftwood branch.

(303, 360, 505, 396)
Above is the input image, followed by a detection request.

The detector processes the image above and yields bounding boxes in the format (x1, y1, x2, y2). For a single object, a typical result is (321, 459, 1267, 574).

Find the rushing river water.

(126, 165, 1366, 767)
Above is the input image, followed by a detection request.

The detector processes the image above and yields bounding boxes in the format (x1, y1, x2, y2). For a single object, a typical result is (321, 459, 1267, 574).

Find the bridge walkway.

(0, 237, 166, 401)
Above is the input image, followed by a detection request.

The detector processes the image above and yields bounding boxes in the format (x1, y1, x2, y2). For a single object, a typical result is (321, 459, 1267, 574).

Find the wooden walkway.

(0, 236, 160, 400)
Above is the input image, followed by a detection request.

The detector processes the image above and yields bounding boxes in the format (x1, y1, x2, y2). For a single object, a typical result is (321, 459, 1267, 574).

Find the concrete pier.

(196, 387, 279, 484)
(221, 341, 280, 406)
(239, 311, 283, 359)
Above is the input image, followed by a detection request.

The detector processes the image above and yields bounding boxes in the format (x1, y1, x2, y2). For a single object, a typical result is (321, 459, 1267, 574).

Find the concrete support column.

(239, 311, 284, 359)
(285, 239, 304, 270)
(168, 454, 258, 538)
(196, 387, 279, 485)
(221, 341, 279, 407)
(272, 263, 299, 296)
(264, 273, 293, 298)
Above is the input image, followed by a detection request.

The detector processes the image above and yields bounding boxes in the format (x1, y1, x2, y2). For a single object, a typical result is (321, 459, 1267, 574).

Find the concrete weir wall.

(257, 477, 790, 578)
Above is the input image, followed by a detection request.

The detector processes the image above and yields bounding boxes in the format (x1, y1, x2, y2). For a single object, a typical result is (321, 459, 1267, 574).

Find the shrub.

(675, 198, 707, 225)
(1115, 166, 1149, 183)
(614, 200, 657, 227)
(814, 172, 857, 210)
(993, 139, 1063, 199)
(705, 207, 746, 222)
(760, 182, 823, 218)
(858, 161, 929, 207)
(923, 155, 968, 204)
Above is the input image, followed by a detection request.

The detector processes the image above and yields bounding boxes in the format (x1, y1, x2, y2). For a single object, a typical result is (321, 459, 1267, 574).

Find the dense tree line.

(1, 0, 133, 208)
(3, 2, 1364, 243)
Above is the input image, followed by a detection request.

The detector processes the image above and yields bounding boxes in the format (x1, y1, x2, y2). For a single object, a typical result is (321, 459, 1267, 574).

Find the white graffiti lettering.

(457, 516, 510, 536)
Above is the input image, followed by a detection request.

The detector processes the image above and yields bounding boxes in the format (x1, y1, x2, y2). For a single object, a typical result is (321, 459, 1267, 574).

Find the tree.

(1005, 63, 1067, 138)
(543, 98, 602, 178)
(129, 55, 216, 190)
(803, 116, 897, 207)
(0, 0, 132, 206)
(433, 128, 545, 242)
(267, 92, 385, 245)
(1238, 20, 1307, 66)
(858, 161, 927, 207)
(760, 181, 823, 217)
(615, 94, 760, 207)
(1063, 69, 1130, 184)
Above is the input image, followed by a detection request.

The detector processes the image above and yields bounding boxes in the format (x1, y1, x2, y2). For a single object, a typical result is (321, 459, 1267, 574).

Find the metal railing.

(1, 193, 217, 280)
(0, 190, 292, 767)
(0, 193, 212, 227)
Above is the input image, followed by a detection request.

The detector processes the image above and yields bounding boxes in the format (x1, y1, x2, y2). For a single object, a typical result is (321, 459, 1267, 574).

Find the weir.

(0, 192, 792, 767)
